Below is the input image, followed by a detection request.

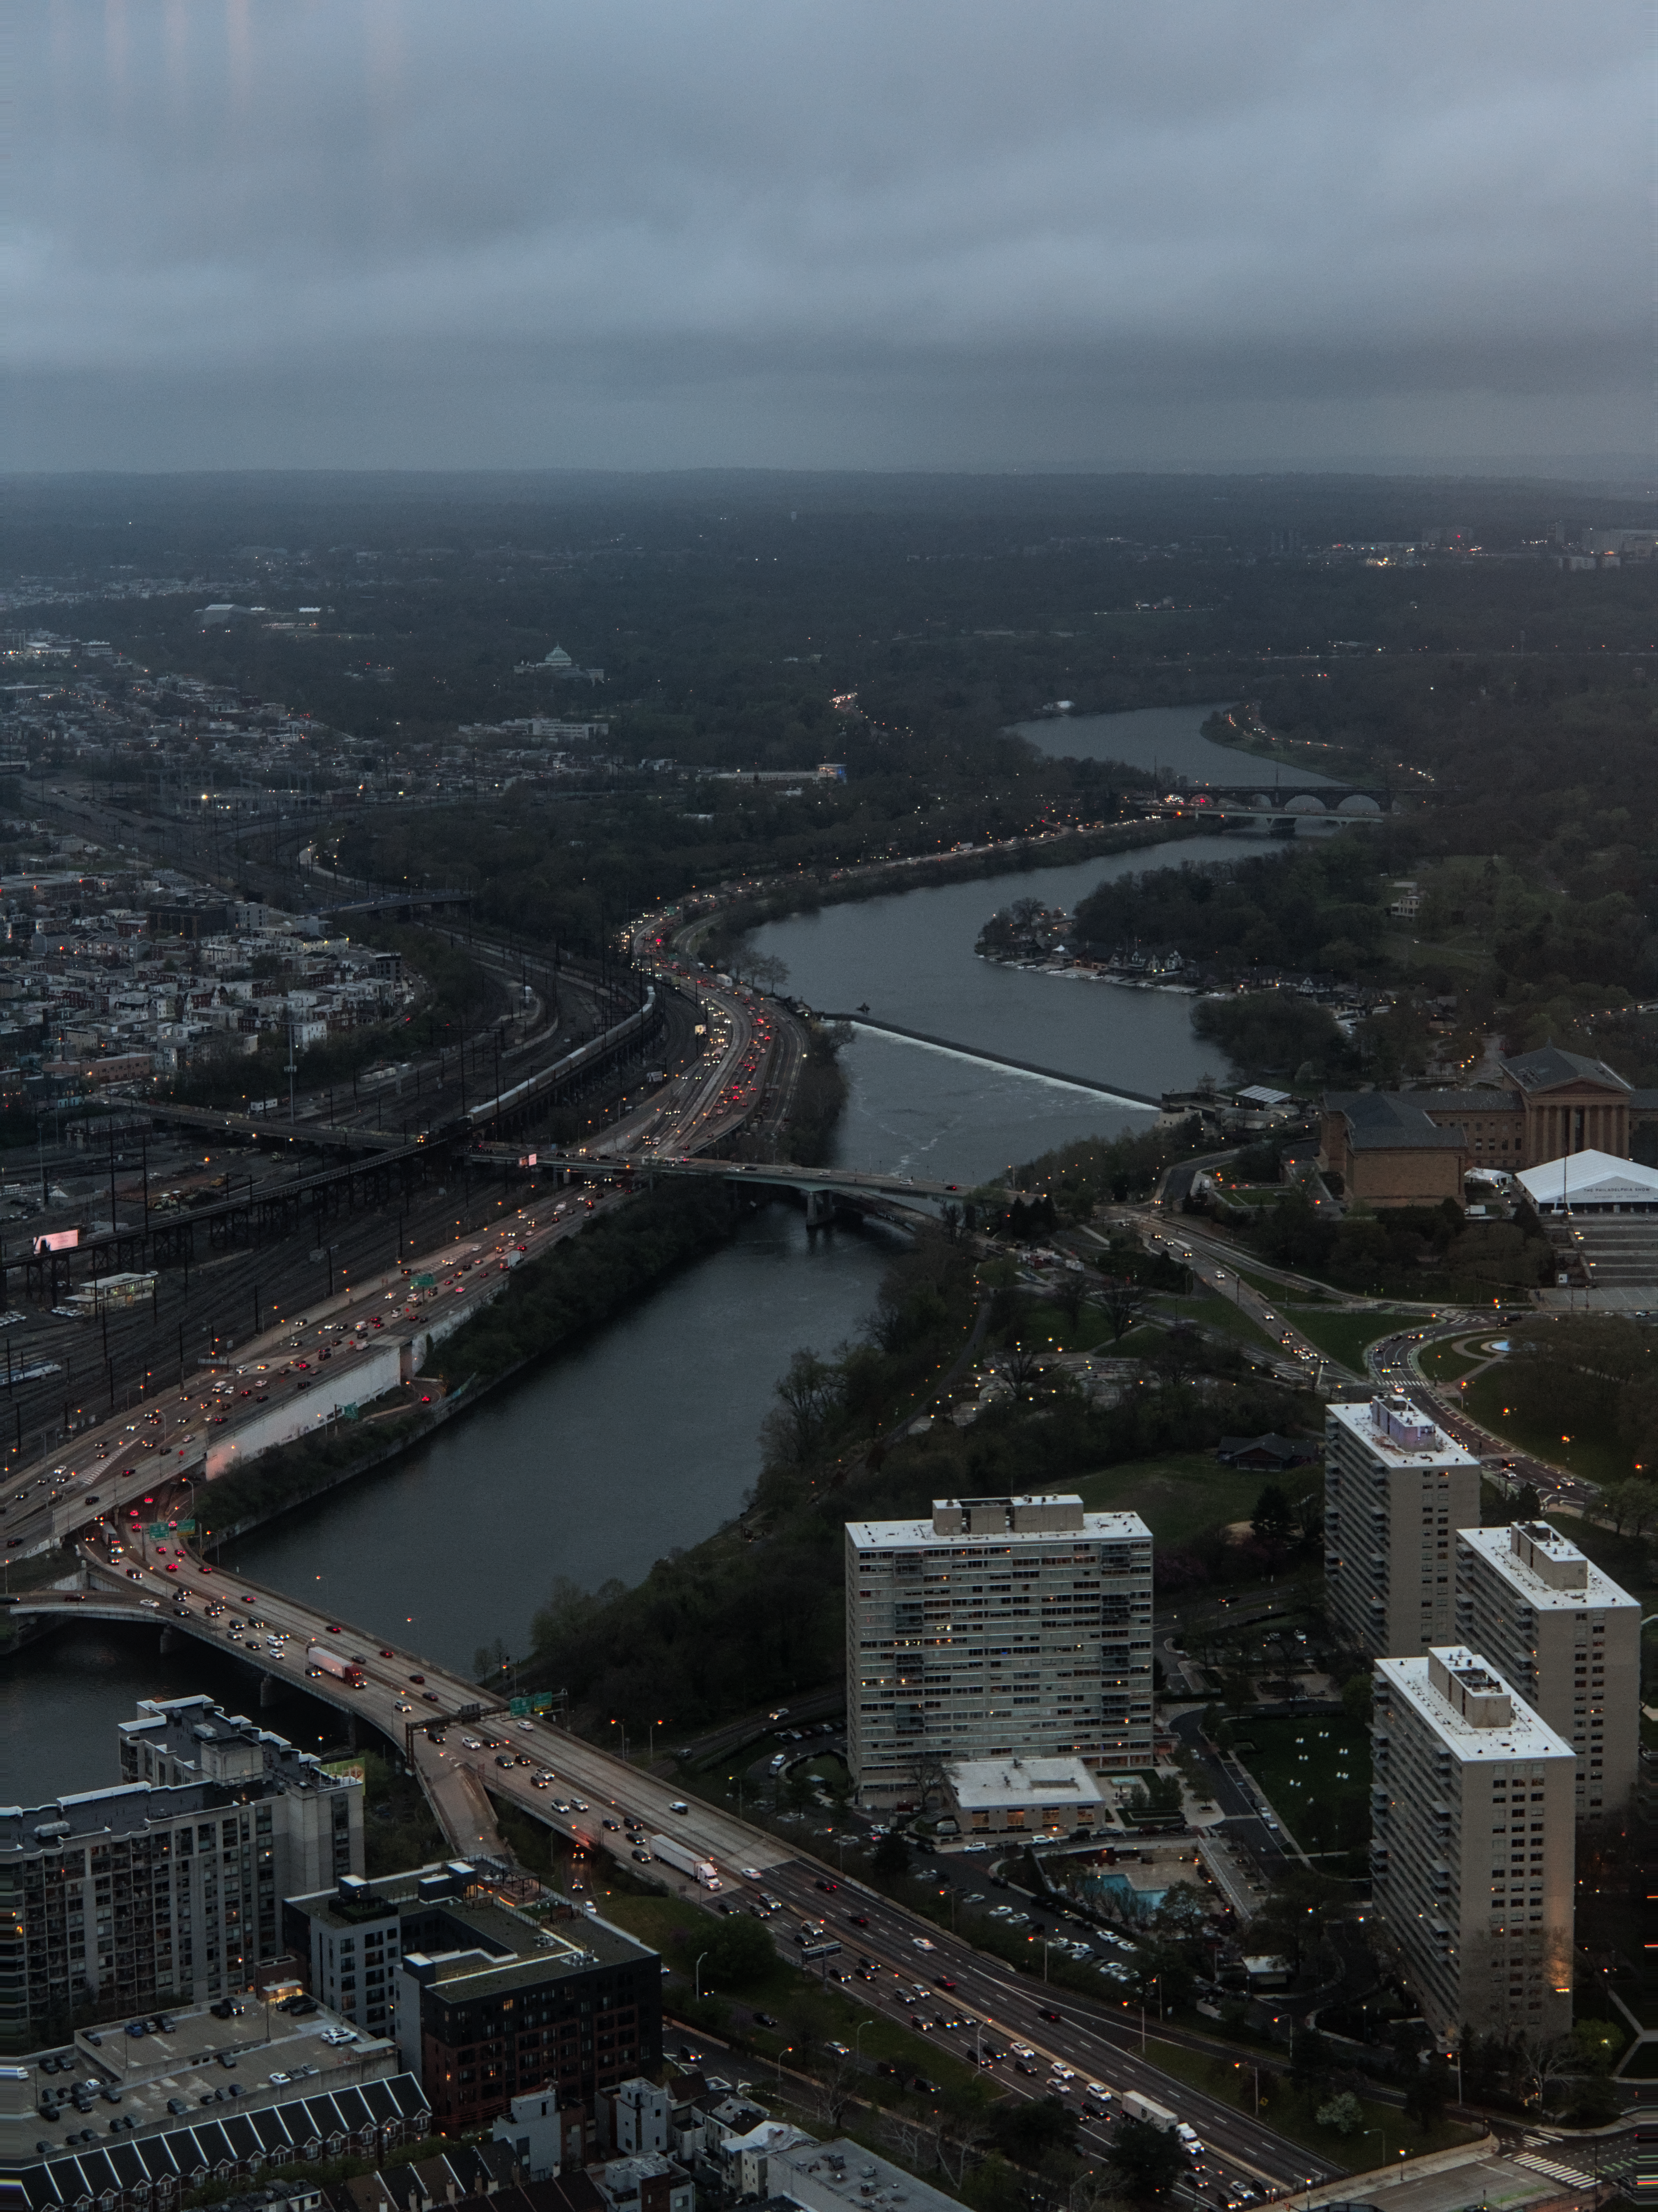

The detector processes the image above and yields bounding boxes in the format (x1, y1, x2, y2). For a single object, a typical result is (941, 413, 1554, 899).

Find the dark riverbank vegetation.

(202, 1182, 736, 1541)
(1074, 655, 1658, 1088)
(776, 1018, 851, 1165)
(520, 1173, 1319, 1732)
(1073, 839, 1399, 987)
(1196, 1180, 1559, 1304)
(999, 1123, 1209, 1212)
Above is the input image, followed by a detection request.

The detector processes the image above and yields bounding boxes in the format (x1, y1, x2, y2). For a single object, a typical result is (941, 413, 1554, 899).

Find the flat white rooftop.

(946, 1756, 1104, 1811)
(848, 1500, 1151, 1548)
(1329, 1398, 1480, 1469)
(1459, 1523, 1638, 1613)
(1377, 1649, 1574, 1765)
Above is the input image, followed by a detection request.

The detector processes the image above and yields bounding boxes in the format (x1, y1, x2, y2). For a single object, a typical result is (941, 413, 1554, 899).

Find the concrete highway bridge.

(321, 887, 472, 923)
(535, 1151, 977, 1225)
(36, 999, 665, 1297)
(0, 1556, 1332, 2187)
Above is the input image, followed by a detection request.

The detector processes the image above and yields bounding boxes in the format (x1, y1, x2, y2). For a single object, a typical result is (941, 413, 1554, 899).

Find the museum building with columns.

(1320, 1046, 1658, 1209)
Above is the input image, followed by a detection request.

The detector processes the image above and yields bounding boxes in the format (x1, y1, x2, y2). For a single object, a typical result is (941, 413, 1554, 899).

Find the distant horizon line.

(0, 456, 1652, 491)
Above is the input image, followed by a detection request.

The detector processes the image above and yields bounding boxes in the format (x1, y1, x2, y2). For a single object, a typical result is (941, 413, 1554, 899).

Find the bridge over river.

(0, 1548, 1331, 2189)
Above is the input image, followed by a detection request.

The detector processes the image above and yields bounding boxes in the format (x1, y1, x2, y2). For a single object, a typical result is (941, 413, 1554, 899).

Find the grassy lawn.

(1013, 1294, 1159, 1356)
(1074, 1454, 1299, 1546)
(1287, 1307, 1425, 1374)
(1218, 1713, 1371, 1872)
(1418, 1341, 1486, 1383)
(1142, 2036, 1477, 2161)
(595, 1891, 713, 1952)
(1460, 1370, 1638, 1489)
(1164, 1291, 1282, 1355)
(1240, 1266, 1332, 1302)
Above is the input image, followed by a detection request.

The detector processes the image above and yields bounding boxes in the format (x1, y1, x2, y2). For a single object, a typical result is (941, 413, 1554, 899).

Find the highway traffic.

(66, 1519, 1336, 2199)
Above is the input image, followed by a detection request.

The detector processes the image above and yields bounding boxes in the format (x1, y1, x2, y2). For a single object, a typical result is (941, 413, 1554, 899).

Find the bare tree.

(762, 1348, 839, 1463)
(748, 952, 790, 996)
(1097, 1279, 1149, 1344)
(1002, 1343, 1045, 1400)
(816, 2054, 862, 2133)
(914, 1752, 951, 1813)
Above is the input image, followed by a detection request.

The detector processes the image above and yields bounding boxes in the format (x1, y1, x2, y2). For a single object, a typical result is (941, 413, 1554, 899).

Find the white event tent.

(1516, 1148, 1658, 1214)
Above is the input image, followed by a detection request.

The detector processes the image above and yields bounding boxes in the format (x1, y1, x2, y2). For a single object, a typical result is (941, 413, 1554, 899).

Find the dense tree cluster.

(1073, 840, 1394, 979)
(1226, 1187, 1556, 1295)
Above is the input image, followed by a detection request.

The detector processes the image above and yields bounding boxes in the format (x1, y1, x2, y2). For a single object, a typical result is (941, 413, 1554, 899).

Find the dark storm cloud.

(4, 0, 1648, 469)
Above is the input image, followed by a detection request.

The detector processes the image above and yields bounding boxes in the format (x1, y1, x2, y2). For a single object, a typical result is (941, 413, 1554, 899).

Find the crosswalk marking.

(1514, 2153, 1592, 2186)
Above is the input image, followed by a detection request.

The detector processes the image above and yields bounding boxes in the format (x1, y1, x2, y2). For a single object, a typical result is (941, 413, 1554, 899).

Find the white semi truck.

(305, 1645, 365, 1687)
(646, 1832, 722, 1889)
(1120, 2092, 1201, 2154)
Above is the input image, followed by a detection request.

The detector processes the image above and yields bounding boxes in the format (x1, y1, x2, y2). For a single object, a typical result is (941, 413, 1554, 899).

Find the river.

(12, 705, 1281, 1800)
(1013, 701, 1340, 787)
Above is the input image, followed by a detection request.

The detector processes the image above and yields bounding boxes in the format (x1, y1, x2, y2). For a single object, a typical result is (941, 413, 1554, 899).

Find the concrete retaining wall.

(205, 1344, 405, 1477)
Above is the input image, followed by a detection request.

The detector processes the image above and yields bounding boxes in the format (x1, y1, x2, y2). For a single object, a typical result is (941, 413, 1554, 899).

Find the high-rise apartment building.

(1372, 1647, 1575, 2045)
(0, 1695, 361, 2048)
(845, 1495, 1153, 1806)
(1455, 1519, 1641, 1816)
(1325, 1396, 1481, 1658)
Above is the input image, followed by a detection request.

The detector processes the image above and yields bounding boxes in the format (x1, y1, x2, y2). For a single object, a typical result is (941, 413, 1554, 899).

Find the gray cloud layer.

(5, 1, 1649, 470)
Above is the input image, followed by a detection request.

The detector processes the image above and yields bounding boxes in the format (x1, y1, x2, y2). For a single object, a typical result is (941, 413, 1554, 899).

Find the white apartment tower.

(845, 1495, 1153, 1807)
(1325, 1396, 1482, 1658)
(1455, 1520, 1641, 1816)
(1372, 1647, 1575, 2045)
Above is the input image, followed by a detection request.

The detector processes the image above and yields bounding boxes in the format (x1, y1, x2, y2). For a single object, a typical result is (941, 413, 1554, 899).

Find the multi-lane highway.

(69, 1529, 1334, 2198)
(1137, 1218, 1344, 1387)
(0, 1189, 634, 1565)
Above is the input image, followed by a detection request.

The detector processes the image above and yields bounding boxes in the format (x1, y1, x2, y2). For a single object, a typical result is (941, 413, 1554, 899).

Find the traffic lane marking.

(758, 1874, 1311, 2183)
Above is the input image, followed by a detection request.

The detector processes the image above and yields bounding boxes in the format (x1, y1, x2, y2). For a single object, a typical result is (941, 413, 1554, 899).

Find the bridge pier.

(158, 1626, 178, 1655)
(803, 1188, 835, 1229)
(259, 1672, 281, 1707)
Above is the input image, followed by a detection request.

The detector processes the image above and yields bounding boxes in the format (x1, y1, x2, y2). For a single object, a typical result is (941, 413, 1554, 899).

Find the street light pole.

(694, 1951, 708, 2001)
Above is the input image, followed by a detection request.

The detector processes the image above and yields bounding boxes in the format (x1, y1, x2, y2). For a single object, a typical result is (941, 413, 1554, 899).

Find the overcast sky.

(4, 1, 1649, 474)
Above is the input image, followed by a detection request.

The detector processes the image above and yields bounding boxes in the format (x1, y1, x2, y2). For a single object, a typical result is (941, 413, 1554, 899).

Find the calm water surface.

(753, 834, 1240, 1156)
(226, 1205, 896, 1671)
(0, 1617, 345, 1805)
(1014, 701, 1339, 786)
(13, 717, 1293, 1798)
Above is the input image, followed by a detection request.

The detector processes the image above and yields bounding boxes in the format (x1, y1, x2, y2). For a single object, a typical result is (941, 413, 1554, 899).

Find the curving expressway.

(50, 1538, 1335, 2198)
